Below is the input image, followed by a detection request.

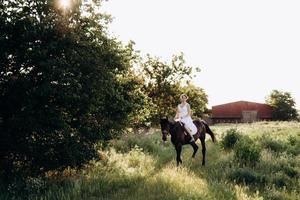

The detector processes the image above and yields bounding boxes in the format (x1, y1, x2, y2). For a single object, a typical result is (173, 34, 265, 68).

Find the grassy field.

(2, 122, 300, 200)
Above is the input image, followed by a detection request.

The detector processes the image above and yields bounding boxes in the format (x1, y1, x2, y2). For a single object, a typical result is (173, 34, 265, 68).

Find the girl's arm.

(175, 106, 180, 119)
(187, 104, 192, 117)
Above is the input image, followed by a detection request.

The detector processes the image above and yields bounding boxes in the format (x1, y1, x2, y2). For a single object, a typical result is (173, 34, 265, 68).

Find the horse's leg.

(175, 144, 183, 166)
(190, 142, 199, 158)
(200, 137, 206, 166)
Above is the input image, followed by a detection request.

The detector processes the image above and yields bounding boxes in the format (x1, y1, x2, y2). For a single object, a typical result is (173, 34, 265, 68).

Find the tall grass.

(1, 122, 299, 200)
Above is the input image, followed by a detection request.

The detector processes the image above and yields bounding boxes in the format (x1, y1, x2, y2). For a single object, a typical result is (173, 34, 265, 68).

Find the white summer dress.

(177, 103, 197, 135)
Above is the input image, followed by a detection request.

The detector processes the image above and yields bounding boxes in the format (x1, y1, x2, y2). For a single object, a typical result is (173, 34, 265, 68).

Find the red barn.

(211, 101, 273, 123)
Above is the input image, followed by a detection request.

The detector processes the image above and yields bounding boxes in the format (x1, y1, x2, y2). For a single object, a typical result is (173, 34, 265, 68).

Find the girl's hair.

(180, 94, 188, 100)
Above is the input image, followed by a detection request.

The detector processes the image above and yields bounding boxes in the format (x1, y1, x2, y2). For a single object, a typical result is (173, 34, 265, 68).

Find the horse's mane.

(168, 118, 176, 125)
(168, 119, 183, 133)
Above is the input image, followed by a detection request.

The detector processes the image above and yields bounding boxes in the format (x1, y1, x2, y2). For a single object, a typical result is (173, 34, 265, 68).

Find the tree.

(266, 90, 298, 121)
(182, 83, 208, 118)
(140, 53, 207, 122)
(0, 0, 145, 178)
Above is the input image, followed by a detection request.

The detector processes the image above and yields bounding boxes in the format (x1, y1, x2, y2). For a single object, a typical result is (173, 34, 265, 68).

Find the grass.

(1, 121, 300, 200)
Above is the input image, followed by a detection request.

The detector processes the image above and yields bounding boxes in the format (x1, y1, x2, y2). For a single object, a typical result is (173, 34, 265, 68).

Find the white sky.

(101, 0, 300, 109)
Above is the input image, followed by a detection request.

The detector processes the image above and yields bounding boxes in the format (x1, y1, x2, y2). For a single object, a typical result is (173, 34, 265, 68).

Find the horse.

(160, 117, 216, 166)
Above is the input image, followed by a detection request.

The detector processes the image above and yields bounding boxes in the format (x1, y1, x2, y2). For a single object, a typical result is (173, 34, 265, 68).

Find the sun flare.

(59, 0, 71, 9)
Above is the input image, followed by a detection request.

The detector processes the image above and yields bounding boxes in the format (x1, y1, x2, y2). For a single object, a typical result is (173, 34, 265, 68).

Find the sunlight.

(59, 0, 71, 9)
(149, 166, 210, 198)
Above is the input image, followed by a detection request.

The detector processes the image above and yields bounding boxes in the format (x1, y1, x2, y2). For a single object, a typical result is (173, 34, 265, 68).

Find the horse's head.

(160, 117, 170, 142)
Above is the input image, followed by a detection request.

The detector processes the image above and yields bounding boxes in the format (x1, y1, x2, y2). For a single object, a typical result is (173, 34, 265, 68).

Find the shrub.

(228, 168, 258, 185)
(286, 136, 300, 156)
(282, 166, 298, 178)
(234, 136, 261, 167)
(221, 129, 241, 150)
(228, 168, 268, 188)
(286, 143, 300, 156)
(1, 176, 46, 198)
(112, 133, 166, 155)
(262, 138, 286, 153)
(287, 136, 297, 146)
(127, 135, 159, 154)
(264, 189, 285, 200)
(272, 172, 292, 188)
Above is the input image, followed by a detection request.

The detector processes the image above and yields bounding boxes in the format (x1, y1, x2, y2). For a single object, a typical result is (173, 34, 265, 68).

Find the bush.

(286, 143, 300, 156)
(286, 136, 300, 156)
(228, 168, 267, 186)
(111, 133, 166, 155)
(287, 136, 297, 146)
(262, 138, 286, 153)
(221, 129, 241, 150)
(264, 189, 285, 200)
(282, 166, 298, 178)
(0, 176, 46, 199)
(234, 136, 261, 167)
(272, 172, 292, 188)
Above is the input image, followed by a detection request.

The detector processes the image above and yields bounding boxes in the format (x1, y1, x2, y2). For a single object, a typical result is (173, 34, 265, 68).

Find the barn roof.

(211, 101, 273, 119)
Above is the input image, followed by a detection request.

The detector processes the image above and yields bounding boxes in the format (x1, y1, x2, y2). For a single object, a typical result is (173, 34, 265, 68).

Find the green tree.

(266, 90, 298, 121)
(182, 83, 208, 118)
(0, 0, 144, 178)
(140, 53, 207, 122)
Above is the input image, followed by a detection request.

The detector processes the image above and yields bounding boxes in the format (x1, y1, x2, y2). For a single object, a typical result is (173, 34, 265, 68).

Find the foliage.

(271, 172, 292, 188)
(234, 136, 261, 167)
(183, 83, 208, 118)
(287, 135, 297, 146)
(1, 122, 300, 200)
(259, 128, 300, 156)
(140, 53, 190, 121)
(261, 137, 287, 153)
(228, 168, 267, 186)
(140, 53, 207, 122)
(286, 137, 300, 156)
(0, 0, 209, 183)
(282, 166, 298, 178)
(221, 128, 241, 150)
(0, 0, 147, 179)
(266, 90, 298, 121)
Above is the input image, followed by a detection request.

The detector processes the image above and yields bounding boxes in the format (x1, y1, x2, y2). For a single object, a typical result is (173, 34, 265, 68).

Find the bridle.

(162, 130, 169, 136)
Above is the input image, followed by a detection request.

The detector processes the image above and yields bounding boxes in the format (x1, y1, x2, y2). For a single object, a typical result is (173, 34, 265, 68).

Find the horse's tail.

(202, 120, 216, 143)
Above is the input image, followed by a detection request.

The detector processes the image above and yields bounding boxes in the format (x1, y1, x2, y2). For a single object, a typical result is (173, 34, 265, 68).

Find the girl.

(175, 94, 197, 142)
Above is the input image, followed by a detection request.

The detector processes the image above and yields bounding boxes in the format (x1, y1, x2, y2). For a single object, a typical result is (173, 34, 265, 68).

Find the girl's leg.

(185, 125, 195, 142)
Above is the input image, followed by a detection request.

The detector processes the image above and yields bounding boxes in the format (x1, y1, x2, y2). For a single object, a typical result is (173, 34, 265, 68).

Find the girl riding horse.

(175, 94, 197, 142)
(160, 94, 216, 166)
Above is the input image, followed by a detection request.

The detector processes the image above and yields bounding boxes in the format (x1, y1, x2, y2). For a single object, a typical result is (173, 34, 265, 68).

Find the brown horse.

(160, 117, 216, 166)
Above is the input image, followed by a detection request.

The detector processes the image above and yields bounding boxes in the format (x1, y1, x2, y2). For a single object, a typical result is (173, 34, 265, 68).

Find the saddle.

(178, 121, 193, 136)
(178, 120, 205, 136)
